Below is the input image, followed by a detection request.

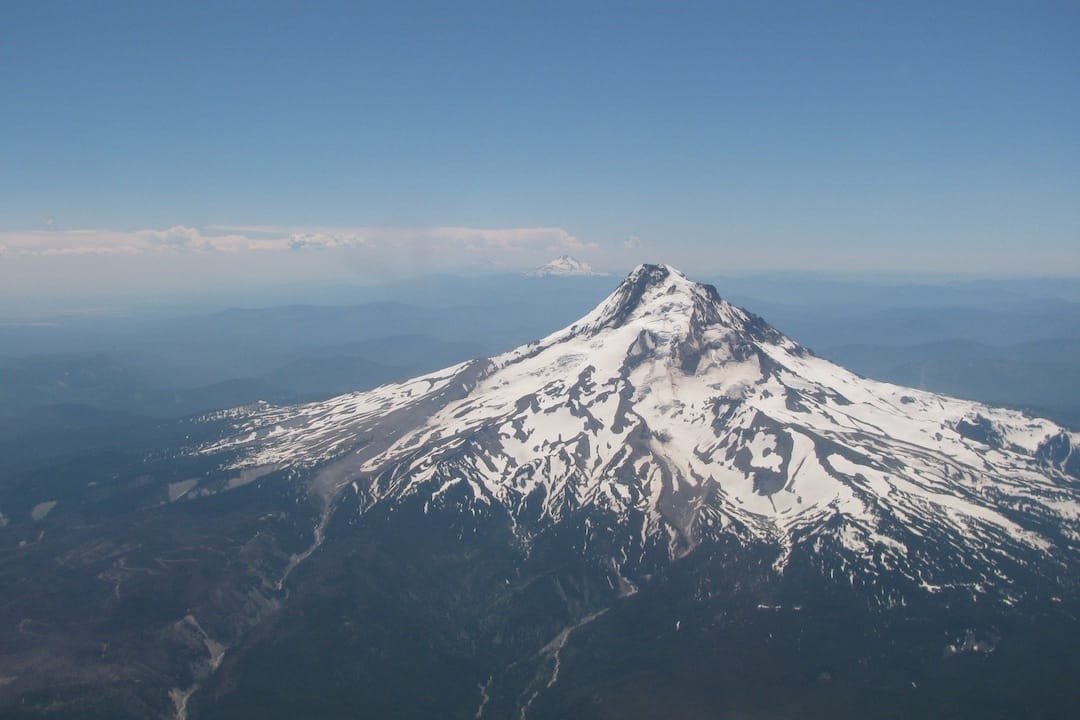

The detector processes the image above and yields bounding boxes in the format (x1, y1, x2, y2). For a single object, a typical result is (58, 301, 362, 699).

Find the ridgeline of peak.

(565, 264, 789, 355)
(604, 264, 719, 322)
(597, 263, 685, 327)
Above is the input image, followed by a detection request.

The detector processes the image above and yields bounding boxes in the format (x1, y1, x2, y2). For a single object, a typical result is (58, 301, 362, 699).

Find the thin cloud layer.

(0, 225, 593, 268)
(0, 227, 267, 257)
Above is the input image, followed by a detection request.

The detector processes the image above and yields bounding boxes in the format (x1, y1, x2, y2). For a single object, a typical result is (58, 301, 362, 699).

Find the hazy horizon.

(3, 1, 1078, 315)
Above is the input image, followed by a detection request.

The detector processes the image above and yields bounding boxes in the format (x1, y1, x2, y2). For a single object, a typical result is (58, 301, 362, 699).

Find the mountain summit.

(210, 263, 1079, 603)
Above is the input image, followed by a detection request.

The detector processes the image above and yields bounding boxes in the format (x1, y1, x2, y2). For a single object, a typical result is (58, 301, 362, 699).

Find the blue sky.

(1, 1, 1078, 311)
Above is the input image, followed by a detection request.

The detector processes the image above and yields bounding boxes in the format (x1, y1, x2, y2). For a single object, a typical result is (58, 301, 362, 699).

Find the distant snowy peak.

(527, 255, 605, 277)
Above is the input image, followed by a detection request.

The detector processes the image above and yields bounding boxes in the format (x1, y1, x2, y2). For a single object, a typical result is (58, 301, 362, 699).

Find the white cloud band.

(0, 225, 592, 266)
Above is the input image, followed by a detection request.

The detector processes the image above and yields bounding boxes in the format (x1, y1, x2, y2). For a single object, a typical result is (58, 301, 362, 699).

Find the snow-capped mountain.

(526, 255, 604, 277)
(205, 264, 1080, 605)
(6, 264, 1080, 719)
